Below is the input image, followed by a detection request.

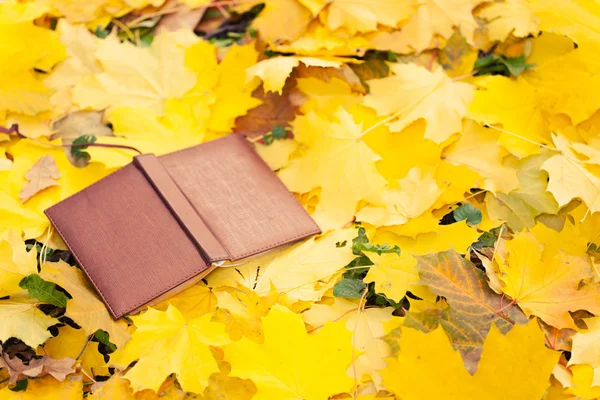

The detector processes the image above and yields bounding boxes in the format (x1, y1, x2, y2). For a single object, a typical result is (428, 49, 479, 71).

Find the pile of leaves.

(2, 0, 600, 398)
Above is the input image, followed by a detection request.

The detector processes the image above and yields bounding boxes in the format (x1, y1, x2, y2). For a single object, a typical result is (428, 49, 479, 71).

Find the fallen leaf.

(278, 107, 387, 230)
(0, 375, 82, 399)
(234, 84, 296, 138)
(51, 110, 112, 167)
(0, 229, 38, 297)
(246, 56, 342, 94)
(443, 120, 520, 193)
(381, 321, 560, 399)
(415, 249, 527, 373)
(72, 31, 198, 115)
(116, 305, 230, 393)
(364, 64, 474, 143)
(40, 261, 130, 348)
(390, 0, 483, 52)
(18, 155, 61, 203)
(224, 305, 353, 400)
(207, 229, 356, 303)
(477, 0, 539, 42)
(0, 295, 57, 348)
(495, 229, 600, 329)
(0, 352, 75, 385)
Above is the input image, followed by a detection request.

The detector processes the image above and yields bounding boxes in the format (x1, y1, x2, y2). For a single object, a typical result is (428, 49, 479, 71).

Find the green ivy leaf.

(71, 135, 97, 162)
(454, 204, 482, 225)
(352, 227, 401, 256)
(263, 125, 289, 145)
(19, 274, 68, 308)
(93, 329, 117, 353)
(474, 54, 535, 77)
(333, 278, 366, 298)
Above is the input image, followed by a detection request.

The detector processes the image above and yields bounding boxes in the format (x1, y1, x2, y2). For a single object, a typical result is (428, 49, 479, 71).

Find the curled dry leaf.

(0, 352, 75, 385)
(18, 154, 61, 203)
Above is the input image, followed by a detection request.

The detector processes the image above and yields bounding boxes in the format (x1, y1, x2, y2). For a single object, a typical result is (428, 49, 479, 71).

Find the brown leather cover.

(45, 134, 320, 319)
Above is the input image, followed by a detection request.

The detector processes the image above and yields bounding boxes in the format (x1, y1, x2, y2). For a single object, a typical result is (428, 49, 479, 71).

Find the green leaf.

(93, 329, 117, 353)
(94, 26, 109, 39)
(453, 204, 482, 225)
(500, 55, 530, 76)
(474, 54, 535, 77)
(263, 125, 289, 145)
(19, 274, 68, 308)
(71, 135, 97, 162)
(333, 278, 366, 298)
(11, 380, 28, 392)
(342, 253, 374, 280)
(352, 227, 401, 256)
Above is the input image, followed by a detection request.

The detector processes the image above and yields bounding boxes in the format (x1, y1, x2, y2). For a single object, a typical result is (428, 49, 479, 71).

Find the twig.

(76, 335, 93, 361)
(0, 124, 142, 154)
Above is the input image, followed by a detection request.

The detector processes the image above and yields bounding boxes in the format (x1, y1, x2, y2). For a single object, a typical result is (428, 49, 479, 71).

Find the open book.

(45, 134, 321, 319)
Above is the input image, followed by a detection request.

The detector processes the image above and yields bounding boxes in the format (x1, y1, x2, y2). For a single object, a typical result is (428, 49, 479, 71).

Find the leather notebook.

(45, 134, 321, 319)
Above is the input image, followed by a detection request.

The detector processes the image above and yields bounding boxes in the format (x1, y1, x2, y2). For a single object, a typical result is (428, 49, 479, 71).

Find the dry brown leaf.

(51, 110, 113, 167)
(156, 3, 206, 33)
(234, 84, 296, 138)
(18, 154, 61, 203)
(0, 352, 75, 385)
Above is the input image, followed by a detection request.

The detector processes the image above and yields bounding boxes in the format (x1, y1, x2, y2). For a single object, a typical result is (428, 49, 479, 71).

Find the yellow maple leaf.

(527, 44, 600, 125)
(381, 321, 560, 399)
(0, 1, 65, 116)
(40, 261, 130, 348)
(184, 41, 262, 134)
(303, 298, 396, 386)
(117, 305, 230, 393)
(468, 75, 549, 157)
(249, 0, 313, 43)
(279, 107, 387, 230)
(0, 191, 48, 238)
(273, 22, 371, 57)
(247, 56, 342, 94)
(88, 374, 134, 400)
(44, 20, 101, 116)
(0, 375, 82, 400)
(224, 305, 353, 399)
(154, 282, 217, 320)
(392, 0, 482, 52)
(356, 166, 442, 227)
(364, 64, 474, 143)
(72, 31, 198, 115)
(302, 0, 415, 34)
(376, 221, 480, 256)
(443, 120, 520, 193)
(295, 77, 359, 115)
(541, 134, 600, 213)
(0, 229, 38, 297)
(43, 325, 108, 377)
(570, 317, 600, 369)
(496, 229, 600, 329)
(212, 285, 278, 342)
(0, 294, 57, 348)
(485, 153, 559, 231)
(363, 252, 419, 302)
(477, 0, 539, 42)
(208, 229, 356, 304)
(528, 0, 600, 45)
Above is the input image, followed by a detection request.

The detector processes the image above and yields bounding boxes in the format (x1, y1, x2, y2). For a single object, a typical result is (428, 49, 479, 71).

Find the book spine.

(133, 154, 229, 263)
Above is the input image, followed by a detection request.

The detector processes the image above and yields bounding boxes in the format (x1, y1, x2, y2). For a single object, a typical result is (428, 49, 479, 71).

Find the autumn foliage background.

(2, 0, 600, 398)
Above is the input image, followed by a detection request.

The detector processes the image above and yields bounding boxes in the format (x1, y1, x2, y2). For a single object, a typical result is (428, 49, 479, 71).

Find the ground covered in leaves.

(2, 0, 600, 398)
